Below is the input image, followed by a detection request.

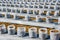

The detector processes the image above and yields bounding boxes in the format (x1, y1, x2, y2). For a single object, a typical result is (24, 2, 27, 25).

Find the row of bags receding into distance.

(0, 24, 60, 40)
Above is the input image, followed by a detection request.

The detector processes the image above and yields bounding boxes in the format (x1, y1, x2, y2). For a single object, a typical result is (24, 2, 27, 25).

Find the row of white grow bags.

(0, 24, 60, 40)
(7, 25, 60, 40)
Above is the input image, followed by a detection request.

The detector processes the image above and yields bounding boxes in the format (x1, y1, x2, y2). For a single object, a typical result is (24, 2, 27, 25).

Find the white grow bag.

(17, 27, 26, 37)
(50, 29, 59, 40)
(39, 28, 47, 40)
(0, 24, 6, 34)
(8, 25, 15, 35)
(29, 27, 37, 38)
